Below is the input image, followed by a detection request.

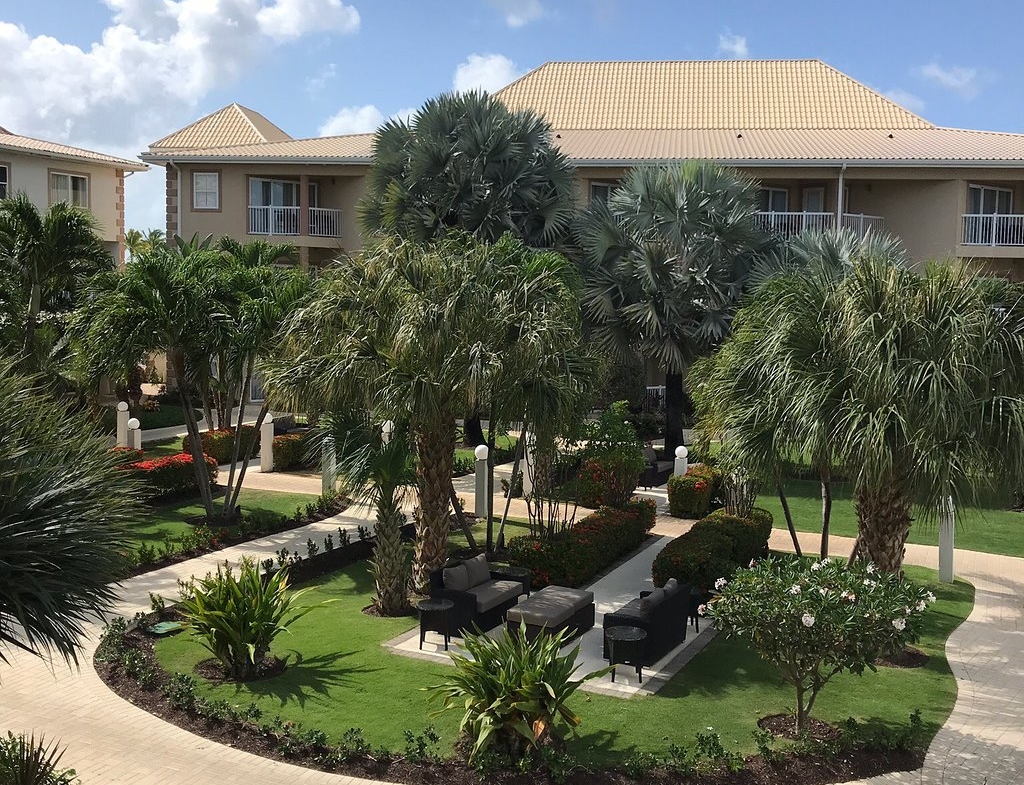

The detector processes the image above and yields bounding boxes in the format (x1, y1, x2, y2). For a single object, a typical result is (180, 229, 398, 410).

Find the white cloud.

(256, 0, 359, 40)
(717, 31, 749, 59)
(305, 62, 337, 95)
(453, 53, 523, 93)
(318, 104, 385, 136)
(390, 107, 418, 124)
(489, 0, 543, 27)
(919, 62, 980, 99)
(883, 88, 926, 114)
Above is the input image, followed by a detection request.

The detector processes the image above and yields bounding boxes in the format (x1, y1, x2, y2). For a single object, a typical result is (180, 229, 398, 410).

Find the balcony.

(248, 206, 342, 238)
(757, 212, 885, 240)
(961, 214, 1024, 247)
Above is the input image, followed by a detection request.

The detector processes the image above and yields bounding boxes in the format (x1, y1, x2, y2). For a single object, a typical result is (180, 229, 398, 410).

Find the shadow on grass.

(228, 648, 376, 708)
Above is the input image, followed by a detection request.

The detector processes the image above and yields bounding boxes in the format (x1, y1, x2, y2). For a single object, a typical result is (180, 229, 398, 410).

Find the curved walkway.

(0, 509, 1021, 783)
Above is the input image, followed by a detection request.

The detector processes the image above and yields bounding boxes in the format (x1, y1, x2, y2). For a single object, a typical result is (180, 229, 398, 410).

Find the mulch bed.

(875, 646, 930, 669)
(758, 714, 842, 743)
(194, 656, 287, 683)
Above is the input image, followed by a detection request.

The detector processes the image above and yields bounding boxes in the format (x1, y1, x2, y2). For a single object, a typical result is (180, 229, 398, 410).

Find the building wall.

(851, 178, 960, 264)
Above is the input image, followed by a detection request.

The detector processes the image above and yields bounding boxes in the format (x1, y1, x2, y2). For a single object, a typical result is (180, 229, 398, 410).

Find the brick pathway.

(0, 499, 1019, 783)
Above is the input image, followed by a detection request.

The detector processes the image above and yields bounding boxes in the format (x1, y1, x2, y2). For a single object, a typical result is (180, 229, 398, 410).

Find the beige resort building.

(142, 59, 1024, 278)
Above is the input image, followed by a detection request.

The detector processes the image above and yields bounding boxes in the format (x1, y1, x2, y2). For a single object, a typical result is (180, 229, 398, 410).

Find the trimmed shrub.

(698, 507, 773, 566)
(182, 426, 259, 465)
(273, 431, 315, 471)
(667, 464, 723, 518)
(574, 401, 646, 509)
(508, 498, 655, 588)
(122, 452, 219, 500)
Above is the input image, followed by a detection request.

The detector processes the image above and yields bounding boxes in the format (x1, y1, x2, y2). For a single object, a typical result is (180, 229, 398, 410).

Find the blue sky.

(3, 0, 1024, 230)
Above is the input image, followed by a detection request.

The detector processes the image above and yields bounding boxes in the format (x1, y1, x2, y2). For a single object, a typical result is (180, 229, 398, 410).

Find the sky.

(3, 0, 1024, 231)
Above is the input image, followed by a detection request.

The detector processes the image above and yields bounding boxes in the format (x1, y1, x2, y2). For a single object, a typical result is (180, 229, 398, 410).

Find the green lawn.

(140, 437, 185, 459)
(154, 563, 972, 763)
(760, 479, 1024, 558)
(454, 433, 518, 465)
(100, 405, 201, 431)
(129, 489, 319, 551)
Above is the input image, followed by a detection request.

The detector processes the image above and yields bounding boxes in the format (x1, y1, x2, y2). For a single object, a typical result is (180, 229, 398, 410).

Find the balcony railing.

(756, 212, 885, 239)
(961, 214, 1024, 247)
(248, 206, 343, 238)
(309, 207, 342, 238)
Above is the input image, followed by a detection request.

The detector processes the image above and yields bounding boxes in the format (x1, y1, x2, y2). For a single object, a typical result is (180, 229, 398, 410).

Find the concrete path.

(1, 492, 1021, 783)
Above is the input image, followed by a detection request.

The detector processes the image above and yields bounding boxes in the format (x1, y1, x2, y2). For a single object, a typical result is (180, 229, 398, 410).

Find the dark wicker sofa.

(602, 578, 692, 665)
(428, 554, 528, 634)
(638, 447, 673, 488)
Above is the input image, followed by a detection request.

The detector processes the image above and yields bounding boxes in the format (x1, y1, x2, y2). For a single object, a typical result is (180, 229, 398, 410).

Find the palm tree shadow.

(229, 648, 376, 707)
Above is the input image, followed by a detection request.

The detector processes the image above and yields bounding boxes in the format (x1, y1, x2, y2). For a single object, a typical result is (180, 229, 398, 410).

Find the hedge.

(182, 426, 259, 465)
(574, 454, 643, 509)
(273, 431, 316, 471)
(666, 464, 723, 518)
(508, 498, 656, 588)
(652, 506, 773, 592)
(121, 452, 219, 500)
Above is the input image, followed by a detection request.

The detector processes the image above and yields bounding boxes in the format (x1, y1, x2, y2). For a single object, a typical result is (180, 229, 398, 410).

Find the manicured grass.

(140, 437, 185, 459)
(760, 479, 1024, 558)
(454, 433, 518, 465)
(154, 562, 972, 763)
(101, 405, 201, 431)
(129, 489, 319, 551)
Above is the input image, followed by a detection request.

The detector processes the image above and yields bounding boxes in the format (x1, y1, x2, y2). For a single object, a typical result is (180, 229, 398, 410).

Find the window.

(49, 172, 88, 207)
(193, 172, 219, 210)
(968, 184, 1012, 215)
(0, 164, 7, 199)
(759, 187, 788, 212)
(590, 182, 614, 205)
(801, 186, 825, 213)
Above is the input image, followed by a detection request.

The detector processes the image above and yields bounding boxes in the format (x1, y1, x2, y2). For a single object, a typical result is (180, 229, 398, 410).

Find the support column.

(260, 416, 275, 473)
(116, 401, 130, 447)
(321, 436, 336, 495)
(127, 417, 142, 450)
(299, 173, 309, 236)
(939, 495, 955, 583)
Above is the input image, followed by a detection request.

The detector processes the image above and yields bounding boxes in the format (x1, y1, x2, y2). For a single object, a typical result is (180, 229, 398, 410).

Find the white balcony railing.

(248, 206, 299, 236)
(757, 212, 885, 240)
(962, 214, 1024, 247)
(309, 207, 342, 238)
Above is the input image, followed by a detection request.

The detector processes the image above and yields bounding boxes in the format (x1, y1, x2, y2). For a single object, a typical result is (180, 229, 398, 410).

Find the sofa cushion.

(643, 446, 658, 464)
(466, 580, 523, 612)
(464, 553, 491, 587)
(664, 578, 679, 594)
(640, 587, 665, 611)
(607, 597, 647, 621)
(507, 585, 594, 627)
(442, 564, 470, 592)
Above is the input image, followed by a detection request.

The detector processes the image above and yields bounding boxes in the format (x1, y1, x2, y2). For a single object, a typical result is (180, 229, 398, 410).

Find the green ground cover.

(761, 479, 1024, 558)
(100, 405, 200, 431)
(154, 562, 972, 763)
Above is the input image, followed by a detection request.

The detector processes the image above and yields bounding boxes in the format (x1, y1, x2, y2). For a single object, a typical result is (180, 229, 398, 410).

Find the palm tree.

(266, 232, 587, 588)
(576, 161, 768, 452)
(124, 227, 167, 261)
(0, 192, 112, 368)
(694, 245, 1024, 574)
(0, 356, 136, 666)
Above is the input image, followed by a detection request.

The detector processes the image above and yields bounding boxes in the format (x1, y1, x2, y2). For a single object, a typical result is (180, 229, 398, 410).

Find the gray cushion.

(643, 446, 658, 463)
(664, 578, 679, 594)
(464, 553, 491, 588)
(506, 585, 594, 627)
(466, 580, 523, 612)
(640, 587, 665, 611)
(442, 564, 469, 592)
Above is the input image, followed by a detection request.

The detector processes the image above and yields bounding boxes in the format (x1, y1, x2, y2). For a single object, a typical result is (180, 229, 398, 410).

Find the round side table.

(417, 598, 455, 651)
(605, 625, 648, 683)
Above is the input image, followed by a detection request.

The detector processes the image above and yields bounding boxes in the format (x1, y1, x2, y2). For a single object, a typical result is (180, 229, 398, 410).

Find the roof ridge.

(815, 61, 935, 128)
(532, 58, 825, 65)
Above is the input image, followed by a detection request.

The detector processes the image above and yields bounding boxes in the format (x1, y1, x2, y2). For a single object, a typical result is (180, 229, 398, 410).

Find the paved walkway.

(1, 487, 1021, 783)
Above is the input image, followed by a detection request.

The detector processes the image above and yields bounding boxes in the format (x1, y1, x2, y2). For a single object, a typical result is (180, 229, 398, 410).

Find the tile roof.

(0, 130, 146, 170)
(141, 133, 374, 163)
(149, 104, 291, 151)
(496, 60, 934, 131)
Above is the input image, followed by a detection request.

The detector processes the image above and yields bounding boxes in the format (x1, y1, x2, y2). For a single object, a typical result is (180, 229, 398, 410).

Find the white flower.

(925, 591, 936, 604)
(697, 604, 707, 616)
(866, 563, 877, 574)
(863, 578, 877, 588)
(811, 561, 823, 571)
(802, 613, 816, 628)
(840, 590, 857, 602)
(748, 559, 757, 568)
(916, 600, 927, 612)
(714, 577, 728, 590)
(892, 617, 907, 631)
(789, 584, 802, 595)
(818, 586, 831, 596)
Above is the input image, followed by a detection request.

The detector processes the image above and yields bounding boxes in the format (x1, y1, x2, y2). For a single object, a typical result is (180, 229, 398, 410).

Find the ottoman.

(506, 585, 595, 642)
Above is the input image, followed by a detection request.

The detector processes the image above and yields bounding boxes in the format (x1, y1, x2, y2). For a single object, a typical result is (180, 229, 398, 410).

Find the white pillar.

(521, 433, 535, 498)
(674, 445, 688, 477)
(116, 401, 130, 447)
(939, 495, 955, 583)
(260, 416, 275, 473)
(321, 437, 336, 495)
(126, 417, 142, 450)
(381, 420, 394, 445)
(474, 444, 490, 518)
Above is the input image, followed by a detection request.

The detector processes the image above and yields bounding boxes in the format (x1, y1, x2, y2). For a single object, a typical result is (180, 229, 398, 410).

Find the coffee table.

(605, 625, 648, 683)
(417, 598, 454, 651)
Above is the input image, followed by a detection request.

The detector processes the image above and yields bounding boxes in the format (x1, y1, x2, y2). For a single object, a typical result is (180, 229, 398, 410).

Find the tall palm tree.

(0, 357, 136, 666)
(266, 232, 587, 588)
(0, 192, 112, 367)
(576, 161, 768, 452)
(695, 246, 1024, 573)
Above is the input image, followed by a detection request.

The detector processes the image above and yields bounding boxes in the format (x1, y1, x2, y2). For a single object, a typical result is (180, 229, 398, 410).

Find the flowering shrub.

(508, 499, 655, 588)
(121, 452, 219, 500)
(574, 401, 646, 509)
(273, 432, 315, 471)
(182, 426, 259, 465)
(667, 464, 723, 518)
(708, 556, 936, 734)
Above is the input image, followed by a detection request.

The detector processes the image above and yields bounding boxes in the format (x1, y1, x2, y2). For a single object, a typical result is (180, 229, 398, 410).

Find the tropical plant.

(708, 556, 935, 734)
(573, 401, 645, 509)
(266, 232, 589, 588)
(693, 242, 1024, 573)
(0, 732, 78, 785)
(576, 161, 768, 452)
(0, 192, 112, 370)
(0, 356, 135, 666)
(177, 557, 330, 680)
(427, 626, 608, 762)
(124, 227, 166, 261)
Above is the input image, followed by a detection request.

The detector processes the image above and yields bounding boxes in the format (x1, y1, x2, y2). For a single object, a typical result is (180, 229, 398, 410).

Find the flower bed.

(508, 498, 656, 588)
(182, 426, 260, 465)
(667, 465, 723, 518)
(120, 452, 219, 501)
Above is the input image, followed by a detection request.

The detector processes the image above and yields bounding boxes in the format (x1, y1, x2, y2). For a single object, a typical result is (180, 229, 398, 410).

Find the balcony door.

(249, 178, 301, 235)
(967, 184, 1014, 245)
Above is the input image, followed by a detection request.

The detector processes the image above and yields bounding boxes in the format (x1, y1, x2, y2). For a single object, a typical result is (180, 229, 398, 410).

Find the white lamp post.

(474, 444, 490, 520)
(260, 415, 275, 473)
(381, 419, 394, 445)
(116, 401, 130, 447)
(126, 417, 142, 450)
(674, 445, 688, 477)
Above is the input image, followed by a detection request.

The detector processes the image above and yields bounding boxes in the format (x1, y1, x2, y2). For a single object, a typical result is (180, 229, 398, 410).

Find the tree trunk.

(412, 416, 457, 590)
(820, 475, 833, 559)
(854, 486, 913, 574)
(172, 350, 214, 518)
(221, 364, 253, 517)
(227, 401, 270, 511)
(496, 423, 528, 550)
(776, 481, 802, 557)
(448, 481, 478, 550)
(463, 411, 486, 448)
(373, 499, 409, 615)
(663, 371, 685, 455)
(22, 282, 42, 364)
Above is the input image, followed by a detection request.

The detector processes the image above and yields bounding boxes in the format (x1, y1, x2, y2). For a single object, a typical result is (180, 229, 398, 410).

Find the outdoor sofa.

(428, 554, 528, 633)
(602, 577, 693, 665)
